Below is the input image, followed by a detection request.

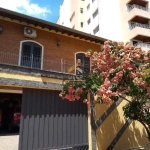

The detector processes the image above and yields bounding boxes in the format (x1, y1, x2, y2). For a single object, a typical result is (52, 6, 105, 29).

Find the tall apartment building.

(57, 0, 150, 51)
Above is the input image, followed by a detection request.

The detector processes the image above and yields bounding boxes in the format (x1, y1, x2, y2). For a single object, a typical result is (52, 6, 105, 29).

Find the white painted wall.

(57, 0, 150, 42)
(59, 0, 71, 27)
(98, 0, 122, 41)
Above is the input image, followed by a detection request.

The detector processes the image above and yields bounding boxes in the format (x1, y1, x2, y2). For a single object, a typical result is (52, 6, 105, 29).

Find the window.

(72, 25, 75, 29)
(87, 18, 91, 25)
(81, 22, 83, 28)
(80, 8, 83, 13)
(93, 25, 99, 34)
(20, 42, 42, 69)
(132, 41, 138, 46)
(92, 0, 95, 3)
(87, 4, 90, 10)
(70, 12, 75, 22)
(76, 53, 90, 75)
(93, 9, 98, 19)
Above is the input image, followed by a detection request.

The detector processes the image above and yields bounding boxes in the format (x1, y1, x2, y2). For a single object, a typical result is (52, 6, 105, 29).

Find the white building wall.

(57, 0, 150, 42)
(58, 0, 71, 27)
(98, 0, 122, 41)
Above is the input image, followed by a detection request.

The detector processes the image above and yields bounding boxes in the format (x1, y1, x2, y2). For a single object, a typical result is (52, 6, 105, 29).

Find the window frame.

(75, 52, 90, 75)
(93, 25, 99, 35)
(93, 8, 98, 19)
(87, 4, 90, 10)
(87, 18, 91, 25)
(19, 40, 44, 69)
(70, 12, 75, 22)
(80, 8, 83, 13)
(81, 22, 83, 28)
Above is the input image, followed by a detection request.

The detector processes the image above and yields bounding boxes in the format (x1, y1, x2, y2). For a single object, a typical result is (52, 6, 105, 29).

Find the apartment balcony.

(126, 0, 148, 7)
(130, 22, 150, 30)
(128, 4, 148, 12)
(127, 4, 150, 22)
(129, 22, 150, 42)
(133, 42, 150, 51)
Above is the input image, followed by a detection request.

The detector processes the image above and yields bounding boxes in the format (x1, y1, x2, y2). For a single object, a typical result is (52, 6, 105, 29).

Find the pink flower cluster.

(87, 41, 150, 105)
(60, 85, 84, 102)
(60, 40, 150, 106)
(97, 79, 119, 105)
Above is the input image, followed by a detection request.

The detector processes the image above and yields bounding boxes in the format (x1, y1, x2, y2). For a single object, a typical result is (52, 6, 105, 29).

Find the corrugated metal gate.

(19, 89, 88, 150)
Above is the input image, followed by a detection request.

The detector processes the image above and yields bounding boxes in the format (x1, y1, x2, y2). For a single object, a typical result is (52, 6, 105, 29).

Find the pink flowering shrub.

(60, 41, 150, 139)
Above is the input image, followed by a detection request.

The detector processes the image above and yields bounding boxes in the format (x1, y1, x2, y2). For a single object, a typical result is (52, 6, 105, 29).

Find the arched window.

(20, 41, 43, 69)
(75, 53, 90, 75)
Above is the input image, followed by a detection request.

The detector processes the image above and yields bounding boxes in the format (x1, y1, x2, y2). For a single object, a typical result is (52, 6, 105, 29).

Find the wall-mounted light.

(57, 40, 60, 47)
(0, 26, 2, 34)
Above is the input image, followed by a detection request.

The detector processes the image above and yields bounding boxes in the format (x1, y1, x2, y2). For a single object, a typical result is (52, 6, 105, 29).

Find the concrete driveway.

(0, 128, 19, 150)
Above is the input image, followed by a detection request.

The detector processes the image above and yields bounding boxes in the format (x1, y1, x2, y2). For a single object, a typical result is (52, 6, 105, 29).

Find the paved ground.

(0, 128, 19, 150)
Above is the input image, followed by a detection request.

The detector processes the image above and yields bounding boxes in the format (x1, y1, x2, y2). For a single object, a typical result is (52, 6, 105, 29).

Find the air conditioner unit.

(24, 27, 37, 38)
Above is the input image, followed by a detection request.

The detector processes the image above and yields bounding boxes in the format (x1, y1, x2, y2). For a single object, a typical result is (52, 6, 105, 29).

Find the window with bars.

(76, 53, 90, 75)
(20, 42, 42, 69)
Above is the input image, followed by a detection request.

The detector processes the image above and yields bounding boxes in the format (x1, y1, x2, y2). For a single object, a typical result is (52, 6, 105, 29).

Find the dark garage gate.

(19, 88, 88, 150)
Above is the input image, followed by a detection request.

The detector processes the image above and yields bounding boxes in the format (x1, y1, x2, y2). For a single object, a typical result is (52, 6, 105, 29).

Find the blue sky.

(0, 0, 63, 23)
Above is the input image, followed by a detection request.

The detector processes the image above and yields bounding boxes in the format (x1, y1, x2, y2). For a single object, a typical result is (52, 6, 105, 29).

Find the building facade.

(0, 7, 148, 150)
(0, 7, 104, 150)
(57, 0, 150, 51)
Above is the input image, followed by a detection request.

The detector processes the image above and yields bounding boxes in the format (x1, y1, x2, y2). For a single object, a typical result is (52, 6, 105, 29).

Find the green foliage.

(84, 73, 101, 93)
(123, 101, 142, 120)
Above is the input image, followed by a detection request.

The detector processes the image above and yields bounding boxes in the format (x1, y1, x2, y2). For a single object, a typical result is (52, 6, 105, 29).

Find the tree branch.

(118, 95, 131, 102)
(89, 90, 97, 130)
(139, 121, 150, 139)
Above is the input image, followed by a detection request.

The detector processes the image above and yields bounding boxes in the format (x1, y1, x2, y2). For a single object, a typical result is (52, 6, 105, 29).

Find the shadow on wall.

(115, 121, 147, 150)
(95, 101, 148, 150)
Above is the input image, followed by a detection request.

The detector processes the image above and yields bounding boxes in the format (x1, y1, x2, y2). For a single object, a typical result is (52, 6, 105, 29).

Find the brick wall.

(0, 19, 101, 72)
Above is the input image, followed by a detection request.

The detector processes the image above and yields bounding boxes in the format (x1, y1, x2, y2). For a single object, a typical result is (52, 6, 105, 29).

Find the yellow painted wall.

(0, 72, 62, 84)
(115, 121, 147, 150)
(95, 100, 148, 150)
(0, 71, 63, 90)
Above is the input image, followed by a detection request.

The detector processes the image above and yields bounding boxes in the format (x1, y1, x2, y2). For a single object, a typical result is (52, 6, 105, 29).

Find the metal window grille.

(128, 4, 148, 12)
(130, 22, 150, 30)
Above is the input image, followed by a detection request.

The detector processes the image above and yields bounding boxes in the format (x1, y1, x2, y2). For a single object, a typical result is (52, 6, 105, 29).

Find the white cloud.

(0, 0, 51, 19)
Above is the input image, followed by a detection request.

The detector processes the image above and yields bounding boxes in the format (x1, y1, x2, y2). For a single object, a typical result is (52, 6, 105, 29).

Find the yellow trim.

(0, 72, 62, 84)
(0, 84, 61, 91)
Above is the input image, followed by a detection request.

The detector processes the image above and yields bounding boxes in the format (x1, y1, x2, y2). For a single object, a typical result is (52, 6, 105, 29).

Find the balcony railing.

(128, 4, 149, 12)
(133, 42, 150, 49)
(130, 22, 150, 30)
(0, 51, 74, 74)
